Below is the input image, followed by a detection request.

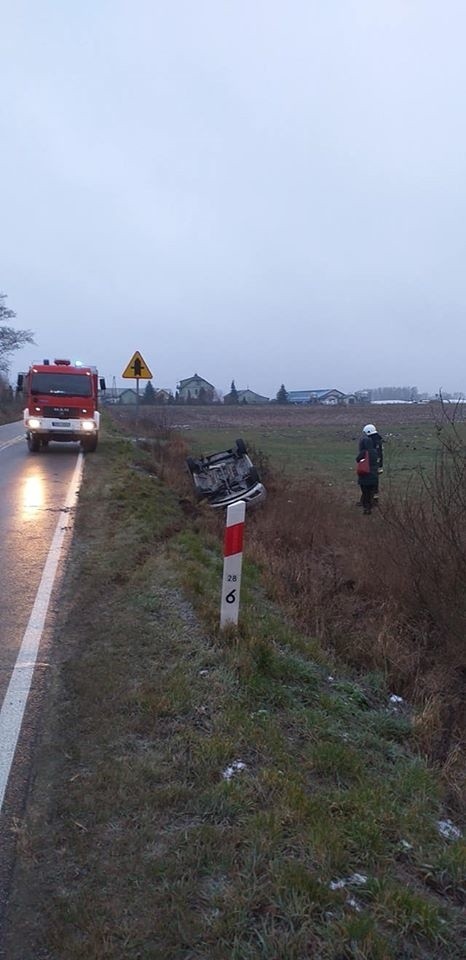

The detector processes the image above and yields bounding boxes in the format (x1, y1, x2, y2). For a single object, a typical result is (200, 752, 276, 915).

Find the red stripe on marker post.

(220, 500, 246, 628)
(224, 521, 244, 558)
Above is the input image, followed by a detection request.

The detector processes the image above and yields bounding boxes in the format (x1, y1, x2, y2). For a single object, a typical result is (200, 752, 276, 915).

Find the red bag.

(356, 451, 370, 476)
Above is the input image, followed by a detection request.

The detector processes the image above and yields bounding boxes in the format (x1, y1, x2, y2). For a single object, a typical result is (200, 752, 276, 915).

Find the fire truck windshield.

(30, 372, 92, 397)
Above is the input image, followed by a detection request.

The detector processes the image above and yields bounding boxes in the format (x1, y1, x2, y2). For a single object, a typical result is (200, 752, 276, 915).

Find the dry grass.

(247, 476, 465, 807)
(107, 400, 461, 431)
(0, 395, 22, 425)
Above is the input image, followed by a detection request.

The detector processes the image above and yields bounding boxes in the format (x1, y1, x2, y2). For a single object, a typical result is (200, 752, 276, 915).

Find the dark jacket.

(358, 432, 383, 468)
(372, 431, 383, 468)
(356, 436, 379, 486)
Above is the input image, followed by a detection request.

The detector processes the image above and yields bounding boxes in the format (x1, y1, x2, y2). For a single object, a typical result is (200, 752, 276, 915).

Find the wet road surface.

(0, 420, 83, 945)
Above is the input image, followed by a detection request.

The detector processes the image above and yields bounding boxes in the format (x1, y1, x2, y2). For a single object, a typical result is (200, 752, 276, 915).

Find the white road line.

(0, 434, 23, 453)
(0, 453, 84, 812)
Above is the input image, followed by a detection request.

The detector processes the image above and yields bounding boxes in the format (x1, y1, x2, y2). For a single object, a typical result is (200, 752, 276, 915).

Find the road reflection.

(22, 472, 45, 520)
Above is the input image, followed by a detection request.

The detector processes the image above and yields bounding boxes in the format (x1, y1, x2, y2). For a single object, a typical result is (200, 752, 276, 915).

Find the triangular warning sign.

(122, 350, 153, 379)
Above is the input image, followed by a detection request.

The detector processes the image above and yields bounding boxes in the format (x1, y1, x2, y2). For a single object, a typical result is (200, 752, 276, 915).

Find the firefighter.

(357, 424, 384, 506)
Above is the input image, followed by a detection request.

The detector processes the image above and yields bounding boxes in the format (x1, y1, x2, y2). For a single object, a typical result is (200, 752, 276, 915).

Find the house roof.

(287, 389, 346, 402)
(178, 373, 215, 391)
(236, 389, 270, 402)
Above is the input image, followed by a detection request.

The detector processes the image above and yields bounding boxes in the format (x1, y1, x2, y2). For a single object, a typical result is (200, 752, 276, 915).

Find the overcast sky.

(1, 1, 465, 397)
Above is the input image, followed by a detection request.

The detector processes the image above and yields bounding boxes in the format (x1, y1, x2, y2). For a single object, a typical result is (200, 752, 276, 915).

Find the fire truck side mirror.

(99, 378, 106, 391)
(16, 374, 24, 393)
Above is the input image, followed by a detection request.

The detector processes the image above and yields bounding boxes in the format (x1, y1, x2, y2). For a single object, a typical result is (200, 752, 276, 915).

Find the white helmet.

(363, 424, 377, 435)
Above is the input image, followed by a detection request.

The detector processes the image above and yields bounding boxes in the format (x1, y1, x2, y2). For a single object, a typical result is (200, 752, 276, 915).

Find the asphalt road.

(0, 420, 83, 944)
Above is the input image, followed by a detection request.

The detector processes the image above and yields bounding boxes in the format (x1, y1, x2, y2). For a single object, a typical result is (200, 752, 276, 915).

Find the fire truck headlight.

(81, 420, 95, 432)
(27, 418, 41, 429)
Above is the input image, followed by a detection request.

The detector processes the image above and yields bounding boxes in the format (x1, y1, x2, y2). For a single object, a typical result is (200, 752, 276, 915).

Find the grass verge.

(0, 398, 22, 425)
(4, 425, 465, 959)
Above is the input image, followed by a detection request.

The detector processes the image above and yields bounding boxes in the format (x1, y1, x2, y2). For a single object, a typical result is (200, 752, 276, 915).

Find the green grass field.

(130, 402, 458, 499)
(114, 399, 455, 486)
(182, 421, 439, 484)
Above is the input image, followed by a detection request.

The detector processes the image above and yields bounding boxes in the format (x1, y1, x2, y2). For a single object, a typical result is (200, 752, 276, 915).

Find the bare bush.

(374, 409, 466, 784)
(246, 424, 466, 803)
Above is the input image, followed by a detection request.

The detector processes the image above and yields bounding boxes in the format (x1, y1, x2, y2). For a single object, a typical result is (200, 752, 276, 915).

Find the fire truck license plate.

(52, 421, 71, 427)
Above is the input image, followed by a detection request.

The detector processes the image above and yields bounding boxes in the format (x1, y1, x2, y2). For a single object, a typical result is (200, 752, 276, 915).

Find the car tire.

(27, 433, 41, 453)
(247, 467, 260, 483)
(187, 457, 200, 474)
(235, 438, 247, 455)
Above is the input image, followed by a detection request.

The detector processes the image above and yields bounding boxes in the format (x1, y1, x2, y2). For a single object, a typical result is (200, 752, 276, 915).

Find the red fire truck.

(17, 359, 106, 453)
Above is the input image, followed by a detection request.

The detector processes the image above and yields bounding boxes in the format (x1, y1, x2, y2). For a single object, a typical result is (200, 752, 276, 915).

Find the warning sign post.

(122, 351, 153, 422)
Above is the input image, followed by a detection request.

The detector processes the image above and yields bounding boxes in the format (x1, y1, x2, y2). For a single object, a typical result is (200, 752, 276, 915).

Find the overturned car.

(186, 438, 266, 509)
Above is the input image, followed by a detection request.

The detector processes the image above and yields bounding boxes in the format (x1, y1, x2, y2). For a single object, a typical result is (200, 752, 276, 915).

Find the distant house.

(152, 388, 173, 403)
(238, 389, 269, 404)
(177, 373, 215, 403)
(118, 388, 137, 405)
(288, 389, 355, 405)
(102, 388, 147, 405)
(224, 388, 270, 404)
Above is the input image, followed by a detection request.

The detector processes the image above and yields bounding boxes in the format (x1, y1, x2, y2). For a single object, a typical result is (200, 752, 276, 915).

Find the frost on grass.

(329, 873, 368, 891)
(389, 694, 404, 704)
(346, 895, 362, 912)
(389, 694, 405, 710)
(222, 760, 247, 781)
(400, 839, 413, 851)
(437, 818, 462, 841)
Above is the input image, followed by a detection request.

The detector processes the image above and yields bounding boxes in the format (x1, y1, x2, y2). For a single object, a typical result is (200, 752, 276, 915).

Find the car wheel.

(27, 433, 41, 453)
(235, 438, 247, 455)
(187, 457, 200, 474)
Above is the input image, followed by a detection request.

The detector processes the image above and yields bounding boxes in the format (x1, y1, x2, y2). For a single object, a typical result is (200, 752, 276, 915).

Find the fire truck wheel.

(27, 433, 41, 453)
(82, 436, 98, 453)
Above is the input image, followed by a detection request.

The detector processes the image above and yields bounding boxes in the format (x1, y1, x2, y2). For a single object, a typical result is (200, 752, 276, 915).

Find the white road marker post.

(220, 500, 246, 628)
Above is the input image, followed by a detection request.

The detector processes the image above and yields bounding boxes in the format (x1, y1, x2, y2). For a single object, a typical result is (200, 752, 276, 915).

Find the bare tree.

(0, 292, 34, 375)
